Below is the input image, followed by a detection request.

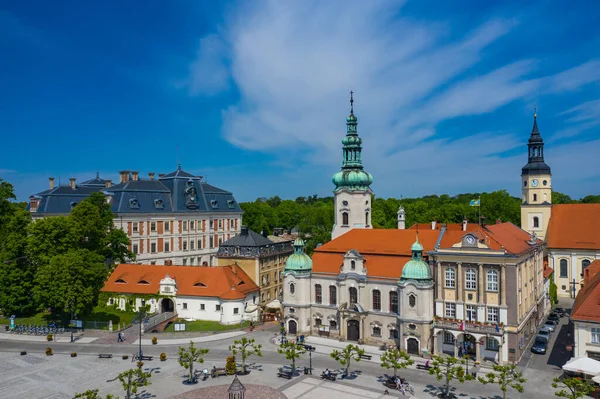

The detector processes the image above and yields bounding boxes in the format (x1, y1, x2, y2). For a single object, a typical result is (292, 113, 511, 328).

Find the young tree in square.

(229, 337, 263, 374)
(428, 354, 473, 397)
(178, 341, 210, 383)
(73, 389, 116, 399)
(277, 341, 307, 373)
(552, 376, 596, 399)
(478, 363, 526, 399)
(116, 367, 152, 399)
(330, 344, 366, 377)
(380, 347, 414, 377)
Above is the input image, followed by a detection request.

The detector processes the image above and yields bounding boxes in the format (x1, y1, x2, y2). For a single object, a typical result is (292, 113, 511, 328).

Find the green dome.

(285, 238, 312, 273)
(411, 240, 424, 252)
(401, 238, 432, 281)
(332, 169, 373, 191)
(346, 113, 357, 123)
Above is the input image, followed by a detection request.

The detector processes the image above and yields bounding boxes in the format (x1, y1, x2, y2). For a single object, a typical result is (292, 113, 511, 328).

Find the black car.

(548, 313, 560, 322)
(531, 338, 548, 354)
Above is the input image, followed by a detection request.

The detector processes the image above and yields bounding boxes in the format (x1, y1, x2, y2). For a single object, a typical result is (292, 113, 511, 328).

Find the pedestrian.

(117, 331, 122, 342)
(396, 376, 401, 391)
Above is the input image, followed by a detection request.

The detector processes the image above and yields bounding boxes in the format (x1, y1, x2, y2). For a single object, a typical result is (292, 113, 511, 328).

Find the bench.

(301, 344, 315, 352)
(321, 372, 336, 381)
(277, 370, 293, 379)
(211, 368, 227, 378)
(359, 354, 372, 360)
(416, 364, 431, 371)
(98, 354, 113, 359)
(140, 355, 153, 361)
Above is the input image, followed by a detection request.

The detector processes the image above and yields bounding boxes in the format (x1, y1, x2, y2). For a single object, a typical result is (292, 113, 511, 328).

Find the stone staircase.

(90, 312, 177, 344)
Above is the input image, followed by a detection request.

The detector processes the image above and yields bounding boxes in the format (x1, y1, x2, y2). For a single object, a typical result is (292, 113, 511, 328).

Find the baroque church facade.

(283, 95, 549, 364)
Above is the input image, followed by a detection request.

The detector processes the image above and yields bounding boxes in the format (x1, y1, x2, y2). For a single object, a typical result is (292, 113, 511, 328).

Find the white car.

(543, 321, 556, 332)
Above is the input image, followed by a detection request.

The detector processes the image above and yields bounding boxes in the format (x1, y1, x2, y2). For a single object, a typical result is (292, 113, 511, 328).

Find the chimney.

(231, 263, 237, 274)
(496, 219, 502, 224)
(241, 226, 249, 235)
(131, 171, 139, 181)
(69, 178, 76, 189)
(119, 170, 130, 183)
(148, 172, 155, 180)
(462, 218, 467, 231)
(105, 179, 112, 188)
(49, 177, 55, 189)
(158, 173, 165, 178)
(431, 220, 437, 230)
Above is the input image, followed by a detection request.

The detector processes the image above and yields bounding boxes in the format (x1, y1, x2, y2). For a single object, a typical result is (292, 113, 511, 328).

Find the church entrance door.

(161, 298, 174, 313)
(407, 338, 420, 355)
(288, 319, 297, 335)
(347, 320, 360, 342)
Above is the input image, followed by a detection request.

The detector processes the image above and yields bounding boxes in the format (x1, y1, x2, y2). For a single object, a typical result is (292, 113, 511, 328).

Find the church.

(282, 94, 549, 364)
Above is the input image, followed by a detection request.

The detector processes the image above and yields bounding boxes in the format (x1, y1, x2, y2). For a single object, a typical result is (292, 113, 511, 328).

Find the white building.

(571, 260, 600, 360)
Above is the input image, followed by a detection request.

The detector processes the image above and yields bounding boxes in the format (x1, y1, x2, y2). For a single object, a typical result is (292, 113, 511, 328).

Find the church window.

(330, 320, 337, 330)
(487, 270, 499, 291)
(390, 329, 399, 339)
(350, 260, 356, 270)
(445, 268, 456, 288)
(315, 284, 322, 304)
(543, 180, 548, 186)
(329, 286, 337, 305)
(583, 259, 591, 274)
(349, 287, 358, 305)
(533, 217, 539, 228)
(389, 291, 398, 314)
(365, 211, 369, 226)
(560, 259, 568, 277)
(342, 212, 349, 226)
(289, 283, 295, 294)
(533, 194, 537, 202)
(315, 318, 321, 327)
(372, 290, 381, 311)
(372, 326, 381, 337)
(408, 294, 416, 308)
(465, 269, 477, 290)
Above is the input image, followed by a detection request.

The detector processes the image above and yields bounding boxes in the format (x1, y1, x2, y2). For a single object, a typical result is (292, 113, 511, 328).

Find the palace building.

(28, 165, 243, 266)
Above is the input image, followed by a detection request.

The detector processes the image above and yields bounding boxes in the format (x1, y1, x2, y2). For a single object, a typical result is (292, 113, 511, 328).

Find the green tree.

(330, 344, 365, 377)
(478, 363, 526, 399)
(27, 216, 78, 268)
(549, 274, 558, 305)
(73, 389, 116, 399)
(552, 191, 575, 204)
(380, 348, 414, 377)
(277, 341, 307, 373)
(178, 341, 209, 383)
(33, 249, 108, 319)
(229, 337, 263, 374)
(552, 376, 596, 399)
(428, 354, 473, 397)
(116, 368, 151, 399)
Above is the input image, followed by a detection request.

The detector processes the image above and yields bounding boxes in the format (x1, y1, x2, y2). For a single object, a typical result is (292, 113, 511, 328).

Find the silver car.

(543, 320, 557, 332)
(537, 327, 552, 341)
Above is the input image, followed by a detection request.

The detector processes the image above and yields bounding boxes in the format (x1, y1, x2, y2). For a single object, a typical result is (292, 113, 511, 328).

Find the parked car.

(545, 318, 559, 326)
(554, 308, 569, 317)
(531, 338, 548, 354)
(544, 320, 557, 332)
(537, 327, 552, 341)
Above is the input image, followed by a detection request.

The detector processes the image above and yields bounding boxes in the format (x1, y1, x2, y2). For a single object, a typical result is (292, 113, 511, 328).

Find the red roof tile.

(102, 263, 259, 300)
(547, 204, 600, 250)
(571, 261, 600, 323)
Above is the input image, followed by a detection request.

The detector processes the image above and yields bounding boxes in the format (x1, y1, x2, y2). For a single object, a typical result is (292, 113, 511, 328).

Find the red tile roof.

(547, 204, 600, 250)
(102, 263, 259, 300)
(571, 260, 600, 323)
(543, 257, 554, 279)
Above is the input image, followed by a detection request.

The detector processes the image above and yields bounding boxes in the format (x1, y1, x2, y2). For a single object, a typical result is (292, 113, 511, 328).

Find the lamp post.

(465, 354, 470, 375)
(308, 346, 313, 375)
(134, 309, 149, 360)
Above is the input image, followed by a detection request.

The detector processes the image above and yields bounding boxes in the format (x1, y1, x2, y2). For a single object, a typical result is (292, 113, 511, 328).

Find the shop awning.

(563, 357, 600, 376)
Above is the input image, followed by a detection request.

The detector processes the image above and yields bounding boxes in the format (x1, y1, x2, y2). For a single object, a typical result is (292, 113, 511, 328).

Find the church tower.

(331, 92, 374, 240)
(520, 110, 552, 239)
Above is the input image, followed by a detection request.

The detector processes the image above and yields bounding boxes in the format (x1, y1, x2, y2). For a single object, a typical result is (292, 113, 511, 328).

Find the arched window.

(465, 268, 476, 290)
(350, 260, 356, 270)
(533, 216, 539, 228)
(582, 259, 591, 274)
(315, 284, 322, 304)
(329, 286, 337, 305)
(349, 287, 358, 305)
(409, 294, 416, 308)
(560, 259, 568, 277)
(372, 290, 381, 311)
(289, 283, 295, 294)
(342, 212, 349, 226)
(487, 270, 499, 291)
(389, 291, 398, 314)
(445, 268, 456, 288)
(533, 194, 537, 202)
(365, 212, 369, 226)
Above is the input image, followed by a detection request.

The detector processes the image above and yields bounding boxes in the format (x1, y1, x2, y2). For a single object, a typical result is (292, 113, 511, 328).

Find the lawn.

(163, 320, 250, 333)
(0, 307, 136, 329)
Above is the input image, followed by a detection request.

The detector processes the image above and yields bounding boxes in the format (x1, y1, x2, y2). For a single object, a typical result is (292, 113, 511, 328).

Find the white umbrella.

(592, 374, 600, 384)
(563, 357, 600, 376)
(266, 299, 282, 309)
(245, 304, 258, 313)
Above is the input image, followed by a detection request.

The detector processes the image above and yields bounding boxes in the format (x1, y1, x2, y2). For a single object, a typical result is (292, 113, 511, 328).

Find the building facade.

(216, 226, 293, 306)
(28, 166, 243, 266)
(571, 260, 600, 360)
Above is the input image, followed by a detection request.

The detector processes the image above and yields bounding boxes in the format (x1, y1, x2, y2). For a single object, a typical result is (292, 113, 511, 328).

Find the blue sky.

(1, 0, 599, 202)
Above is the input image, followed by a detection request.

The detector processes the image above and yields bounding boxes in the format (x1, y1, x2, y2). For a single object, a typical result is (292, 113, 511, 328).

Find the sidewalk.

(0, 333, 97, 343)
(134, 330, 246, 345)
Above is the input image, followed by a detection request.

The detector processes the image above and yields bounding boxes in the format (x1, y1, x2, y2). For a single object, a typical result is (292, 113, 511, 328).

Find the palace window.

(150, 243, 156, 253)
(190, 240, 195, 250)
(329, 286, 337, 306)
(315, 284, 322, 304)
(164, 241, 170, 252)
(592, 328, 600, 344)
(445, 268, 456, 288)
(290, 283, 295, 294)
(183, 221, 188, 231)
(182, 258, 187, 265)
(183, 241, 188, 251)
(409, 294, 416, 308)
(133, 222, 138, 233)
(486, 337, 499, 351)
(349, 287, 358, 305)
(560, 259, 568, 278)
(389, 329, 399, 339)
(389, 291, 399, 314)
(444, 332, 455, 344)
(445, 303, 456, 318)
(132, 243, 139, 254)
(487, 270, 499, 291)
(487, 306, 499, 323)
(342, 212, 349, 226)
(372, 326, 381, 337)
(216, 304, 221, 311)
(182, 303, 188, 310)
(165, 221, 170, 231)
(330, 320, 338, 330)
(150, 222, 156, 232)
(200, 304, 205, 310)
(372, 290, 381, 311)
(315, 318, 322, 327)
(465, 268, 477, 290)
(466, 305, 477, 321)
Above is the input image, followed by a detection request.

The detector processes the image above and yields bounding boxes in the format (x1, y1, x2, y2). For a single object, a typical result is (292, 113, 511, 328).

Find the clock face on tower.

(531, 179, 539, 187)
(463, 235, 476, 245)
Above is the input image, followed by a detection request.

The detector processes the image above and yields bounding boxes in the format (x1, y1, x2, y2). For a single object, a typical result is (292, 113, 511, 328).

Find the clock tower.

(520, 111, 552, 239)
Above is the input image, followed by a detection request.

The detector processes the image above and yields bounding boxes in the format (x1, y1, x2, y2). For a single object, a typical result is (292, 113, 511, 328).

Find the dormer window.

(237, 281, 245, 286)
(351, 260, 356, 270)
(137, 280, 149, 285)
(154, 199, 164, 209)
(129, 198, 140, 209)
(115, 278, 127, 284)
(227, 199, 235, 209)
(210, 200, 218, 209)
(70, 201, 78, 209)
(194, 282, 206, 287)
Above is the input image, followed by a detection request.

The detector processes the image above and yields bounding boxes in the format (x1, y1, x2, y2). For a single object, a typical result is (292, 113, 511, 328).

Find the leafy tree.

(478, 363, 526, 399)
(226, 355, 237, 375)
(552, 376, 596, 399)
(277, 341, 307, 373)
(549, 274, 558, 305)
(178, 341, 209, 383)
(27, 216, 78, 268)
(73, 389, 116, 399)
(380, 348, 414, 377)
(229, 337, 263, 374)
(330, 344, 365, 377)
(428, 354, 473, 397)
(33, 249, 108, 319)
(116, 367, 152, 399)
(553, 191, 575, 204)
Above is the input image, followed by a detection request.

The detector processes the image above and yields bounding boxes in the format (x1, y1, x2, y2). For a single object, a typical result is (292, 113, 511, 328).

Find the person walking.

(117, 331, 122, 342)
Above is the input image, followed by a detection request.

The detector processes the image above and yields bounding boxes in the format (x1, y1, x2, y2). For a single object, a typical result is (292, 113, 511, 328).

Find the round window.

(543, 180, 548, 186)
(408, 323, 416, 330)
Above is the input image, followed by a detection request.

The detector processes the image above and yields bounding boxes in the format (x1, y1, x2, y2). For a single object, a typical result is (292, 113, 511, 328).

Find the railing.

(435, 319, 504, 335)
(142, 312, 176, 331)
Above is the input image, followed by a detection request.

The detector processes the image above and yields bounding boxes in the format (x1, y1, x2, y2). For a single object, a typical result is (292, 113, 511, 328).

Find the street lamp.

(308, 346, 314, 375)
(133, 309, 149, 360)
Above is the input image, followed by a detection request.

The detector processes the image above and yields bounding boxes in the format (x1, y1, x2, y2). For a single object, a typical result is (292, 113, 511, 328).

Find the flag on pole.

(495, 324, 500, 333)
(469, 199, 480, 207)
(459, 320, 466, 331)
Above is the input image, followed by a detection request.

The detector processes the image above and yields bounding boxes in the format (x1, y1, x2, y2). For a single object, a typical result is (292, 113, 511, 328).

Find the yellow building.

(216, 226, 293, 306)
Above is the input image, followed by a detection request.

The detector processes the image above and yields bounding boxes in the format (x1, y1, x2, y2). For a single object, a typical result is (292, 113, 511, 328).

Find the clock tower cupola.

(520, 109, 552, 239)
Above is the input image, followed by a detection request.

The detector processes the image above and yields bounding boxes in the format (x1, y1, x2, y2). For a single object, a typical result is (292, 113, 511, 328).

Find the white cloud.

(185, 34, 230, 95)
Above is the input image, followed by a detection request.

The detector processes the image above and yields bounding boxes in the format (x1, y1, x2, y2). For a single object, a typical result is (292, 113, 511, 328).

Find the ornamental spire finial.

(350, 90, 354, 114)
